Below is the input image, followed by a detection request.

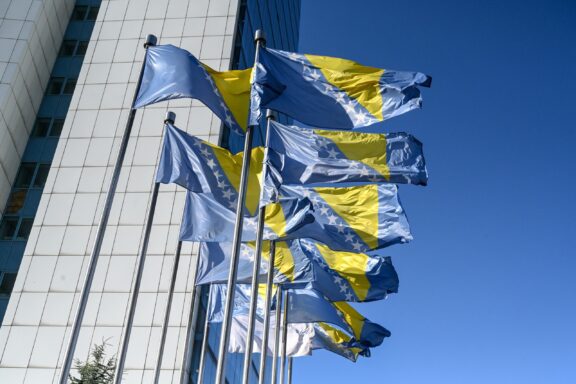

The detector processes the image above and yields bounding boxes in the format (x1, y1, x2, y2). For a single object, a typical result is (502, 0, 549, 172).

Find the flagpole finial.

(144, 34, 157, 48)
(255, 29, 266, 45)
(164, 111, 176, 125)
(266, 109, 277, 120)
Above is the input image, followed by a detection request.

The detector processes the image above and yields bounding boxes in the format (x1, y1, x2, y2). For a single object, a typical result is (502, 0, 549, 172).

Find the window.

(49, 119, 65, 137)
(0, 217, 18, 240)
(59, 40, 90, 57)
(0, 217, 34, 241)
(46, 78, 77, 95)
(62, 79, 77, 95)
(60, 40, 77, 56)
(72, 5, 99, 21)
(33, 118, 65, 137)
(33, 165, 50, 188)
(0, 273, 17, 295)
(72, 5, 88, 20)
(32, 118, 51, 137)
(14, 163, 36, 189)
(47, 77, 65, 95)
(16, 219, 33, 240)
(87, 6, 99, 21)
(76, 41, 89, 55)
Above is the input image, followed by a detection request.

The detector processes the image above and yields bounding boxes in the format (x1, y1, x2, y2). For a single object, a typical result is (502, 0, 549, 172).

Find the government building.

(0, 0, 300, 382)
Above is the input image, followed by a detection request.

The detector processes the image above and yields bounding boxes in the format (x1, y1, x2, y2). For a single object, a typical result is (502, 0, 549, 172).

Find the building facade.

(0, 0, 300, 383)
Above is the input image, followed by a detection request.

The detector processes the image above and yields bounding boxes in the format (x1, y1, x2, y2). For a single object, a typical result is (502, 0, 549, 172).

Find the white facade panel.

(0, 0, 240, 383)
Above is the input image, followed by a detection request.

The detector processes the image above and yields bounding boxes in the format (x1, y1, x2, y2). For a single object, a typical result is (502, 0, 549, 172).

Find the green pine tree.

(69, 341, 116, 384)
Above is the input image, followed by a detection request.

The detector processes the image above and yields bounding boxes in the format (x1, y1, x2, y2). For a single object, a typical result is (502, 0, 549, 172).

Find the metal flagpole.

(153, 238, 183, 383)
(58, 34, 157, 384)
(271, 288, 283, 384)
(180, 249, 203, 384)
(287, 358, 293, 384)
(241, 107, 274, 384)
(113, 111, 176, 384)
(258, 240, 276, 384)
(196, 286, 213, 384)
(279, 290, 289, 384)
(213, 29, 265, 384)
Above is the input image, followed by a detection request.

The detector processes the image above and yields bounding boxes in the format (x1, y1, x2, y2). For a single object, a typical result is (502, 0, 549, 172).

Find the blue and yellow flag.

(208, 284, 381, 360)
(156, 123, 264, 216)
(265, 120, 427, 201)
(286, 287, 391, 353)
(134, 44, 251, 152)
(179, 192, 313, 243)
(250, 47, 431, 128)
(196, 239, 399, 303)
(280, 184, 412, 253)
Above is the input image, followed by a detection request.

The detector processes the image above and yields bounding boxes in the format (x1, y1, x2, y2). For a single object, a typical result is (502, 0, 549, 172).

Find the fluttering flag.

(264, 120, 427, 201)
(279, 184, 412, 253)
(134, 44, 251, 152)
(178, 192, 314, 243)
(209, 284, 372, 361)
(285, 287, 391, 352)
(156, 123, 263, 215)
(250, 46, 431, 128)
(196, 239, 399, 303)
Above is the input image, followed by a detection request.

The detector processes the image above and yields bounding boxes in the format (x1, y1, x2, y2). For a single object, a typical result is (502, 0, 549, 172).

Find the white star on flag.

(326, 148, 339, 159)
(222, 189, 234, 200)
(344, 233, 355, 243)
(327, 214, 338, 225)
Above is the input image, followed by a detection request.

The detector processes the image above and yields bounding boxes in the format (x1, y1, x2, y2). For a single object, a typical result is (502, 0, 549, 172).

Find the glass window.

(0, 273, 17, 294)
(16, 219, 33, 240)
(33, 164, 50, 188)
(47, 77, 65, 95)
(14, 163, 36, 188)
(49, 119, 65, 137)
(32, 118, 51, 137)
(87, 6, 99, 21)
(4, 190, 27, 214)
(0, 217, 18, 240)
(72, 5, 88, 20)
(60, 40, 77, 56)
(62, 79, 77, 95)
(76, 41, 89, 56)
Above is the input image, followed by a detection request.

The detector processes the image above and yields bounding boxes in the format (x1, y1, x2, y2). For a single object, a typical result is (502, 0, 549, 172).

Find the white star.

(222, 189, 234, 200)
(200, 147, 210, 157)
(206, 158, 217, 169)
(359, 167, 370, 177)
(192, 139, 203, 148)
(327, 214, 338, 226)
(213, 170, 222, 179)
(319, 205, 330, 216)
(335, 92, 346, 104)
(348, 161, 360, 169)
(310, 70, 321, 81)
(326, 148, 339, 159)
(339, 284, 348, 294)
(301, 189, 312, 198)
(344, 233, 355, 243)
(228, 200, 237, 209)
(337, 223, 345, 233)
(219, 101, 229, 112)
(345, 292, 354, 301)
(343, 102, 356, 114)
(333, 276, 344, 285)
(355, 111, 367, 124)
(224, 113, 234, 127)
(369, 175, 380, 182)
(217, 179, 227, 188)
(352, 241, 363, 251)
(322, 83, 332, 93)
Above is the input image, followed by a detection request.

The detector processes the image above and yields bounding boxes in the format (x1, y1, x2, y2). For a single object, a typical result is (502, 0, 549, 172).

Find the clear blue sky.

(293, 1, 576, 383)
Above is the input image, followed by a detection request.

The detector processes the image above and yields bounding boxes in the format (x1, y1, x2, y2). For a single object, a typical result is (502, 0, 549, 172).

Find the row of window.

(72, 5, 99, 22)
(46, 77, 77, 96)
(60, 40, 89, 57)
(0, 217, 33, 241)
